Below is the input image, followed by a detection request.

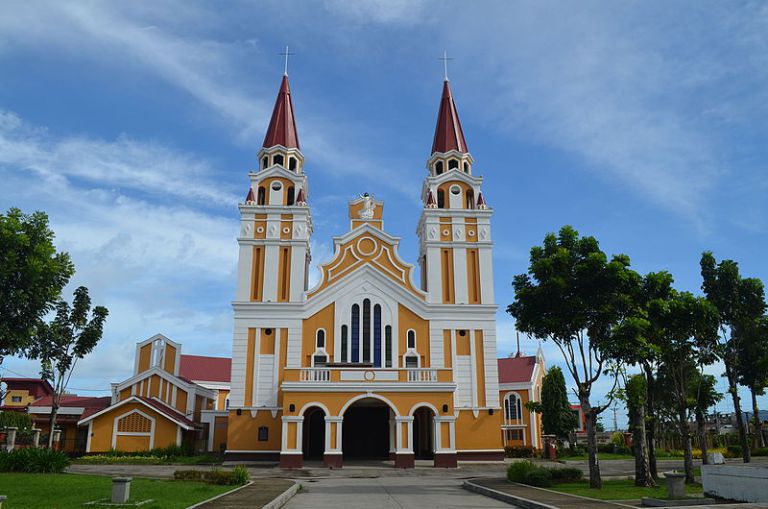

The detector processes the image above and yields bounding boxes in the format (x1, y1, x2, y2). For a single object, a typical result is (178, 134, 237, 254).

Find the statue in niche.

(358, 192, 376, 220)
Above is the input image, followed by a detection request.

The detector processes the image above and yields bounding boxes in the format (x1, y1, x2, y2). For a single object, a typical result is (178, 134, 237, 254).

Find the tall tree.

(0, 208, 74, 363)
(735, 316, 768, 448)
(652, 291, 719, 483)
(540, 366, 578, 440)
(625, 374, 655, 487)
(700, 252, 766, 463)
(691, 371, 722, 465)
(29, 287, 108, 447)
(611, 271, 676, 479)
(509, 225, 640, 488)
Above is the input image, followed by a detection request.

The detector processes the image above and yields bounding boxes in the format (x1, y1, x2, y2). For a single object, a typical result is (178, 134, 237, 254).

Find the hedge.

(0, 447, 70, 473)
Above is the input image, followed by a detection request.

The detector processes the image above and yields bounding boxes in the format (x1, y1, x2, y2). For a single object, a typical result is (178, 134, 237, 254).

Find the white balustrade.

(300, 368, 330, 382)
(406, 368, 438, 382)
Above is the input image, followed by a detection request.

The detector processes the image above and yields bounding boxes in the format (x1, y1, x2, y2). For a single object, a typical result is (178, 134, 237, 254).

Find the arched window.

(351, 304, 360, 363)
(407, 330, 416, 349)
(289, 157, 297, 171)
(374, 304, 382, 367)
(257, 187, 266, 205)
(463, 161, 469, 172)
(362, 299, 371, 363)
(273, 154, 284, 166)
(504, 393, 523, 422)
(465, 189, 474, 210)
(287, 186, 295, 206)
(262, 156, 269, 169)
(341, 325, 348, 362)
(448, 159, 459, 170)
(312, 329, 328, 367)
(385, 325, 392, 368)
(316, 329, 325, 349)
(435, 161, 444, 175)
(437, 189, 445, 209)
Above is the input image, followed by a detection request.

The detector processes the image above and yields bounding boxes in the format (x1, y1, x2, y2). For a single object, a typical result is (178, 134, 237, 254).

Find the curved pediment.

(307, 224, 426, 300)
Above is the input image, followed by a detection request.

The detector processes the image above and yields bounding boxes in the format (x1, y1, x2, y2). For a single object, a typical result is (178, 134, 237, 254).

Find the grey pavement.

(283, 477, 513, 509)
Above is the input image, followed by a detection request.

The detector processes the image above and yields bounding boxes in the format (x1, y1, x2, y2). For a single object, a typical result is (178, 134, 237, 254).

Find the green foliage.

(540, 367, 578, 439)
(230, 465, 250, 485)
(0, 447, 70, 473)
(611, 431, 625, 447)
(504, 445, 536, 458)
(507, 460, 538, 482)
(524, 468, 553, 487)
(726, 445, 742, 457)
(547, 466, 583, 483)
(753, 447, 768, 457)
(0, 208, 74, 357)
(77, 455, 165, 465)
(0, 411, 34, 429)
(507, 460, 582, 486)
(174, 467, 248, 485)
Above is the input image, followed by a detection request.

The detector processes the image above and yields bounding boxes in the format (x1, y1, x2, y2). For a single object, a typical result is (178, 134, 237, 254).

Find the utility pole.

(612, 405, 619, 431)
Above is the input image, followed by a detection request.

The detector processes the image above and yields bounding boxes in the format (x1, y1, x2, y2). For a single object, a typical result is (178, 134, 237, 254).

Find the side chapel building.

(225, 72, 509, 469)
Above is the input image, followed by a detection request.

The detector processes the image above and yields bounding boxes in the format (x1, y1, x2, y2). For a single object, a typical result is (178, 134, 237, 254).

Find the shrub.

(174, 467, 248, 485)
(524, 468, 553, 487)
(611, 431, 625, 447)
(597, 444, 614, 454)
(753, 447, 768, 457)
(505, 445, 536, 458)
(0, 447, 70, 473)
(77, 455, 164, 465)
(726, 445, 742, 458)
(230, 465, 250, 485)
(507, 460, 538, 483)
(0, 411, 34, 430)
(547, 466, 583, 483)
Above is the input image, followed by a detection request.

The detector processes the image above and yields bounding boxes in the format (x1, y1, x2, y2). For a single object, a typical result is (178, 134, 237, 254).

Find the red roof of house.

(497, 355, 538, 384)
(179, 354, 231, 383)
(30, 395, 111, 420)
(138, 396, 195, 428)
(0, 378, 54, 399)
(431, 80, 469, 155)
(262, 75, 300, 150)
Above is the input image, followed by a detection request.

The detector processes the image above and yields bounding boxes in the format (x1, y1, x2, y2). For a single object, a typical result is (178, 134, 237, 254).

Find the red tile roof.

(497, 355, 538, 384)
(431, 80, 469, 155)
(0, 378, 54, 398)
(31, 395, 111, 408)
(138, 397, 195, 428)
(179, 354, 231, 383)
(263, 75, 300, 149)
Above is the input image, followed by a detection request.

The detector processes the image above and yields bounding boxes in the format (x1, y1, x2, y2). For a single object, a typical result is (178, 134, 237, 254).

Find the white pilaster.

(262, 245, 279, 302)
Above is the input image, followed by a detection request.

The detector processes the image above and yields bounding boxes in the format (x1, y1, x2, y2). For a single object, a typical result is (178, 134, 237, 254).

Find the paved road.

(283, 477, 512, 509)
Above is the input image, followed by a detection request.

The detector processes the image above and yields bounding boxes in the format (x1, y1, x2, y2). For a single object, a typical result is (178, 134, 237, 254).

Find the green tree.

(0, 208, 74, 362)
(29, 287, 108, 447)
(692, 371, 722, 465)
(540, 366, 578, 440)
(700, 252, 766, 463)
(508, 226, 640, 488)
(625, 374, 655, 487)
(735, 316, 768, 448)
(652, 291, 719, 483)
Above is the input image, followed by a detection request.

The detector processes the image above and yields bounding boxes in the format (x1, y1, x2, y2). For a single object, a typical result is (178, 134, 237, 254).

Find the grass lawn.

(550, 478, 703, 500)
(0, 473, 234, 509)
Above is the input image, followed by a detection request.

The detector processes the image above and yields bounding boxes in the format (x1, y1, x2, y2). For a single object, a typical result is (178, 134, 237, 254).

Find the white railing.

(300, 368, 330, 382)
(406, 368, 438, 382)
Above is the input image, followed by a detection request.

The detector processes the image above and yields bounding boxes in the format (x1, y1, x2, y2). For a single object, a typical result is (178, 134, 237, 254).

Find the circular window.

(271, 181, 282, 191)
(282, 227, 290, 234)
(468, 230, 475, 237)
(265, 328, 273, 335)
(256, 226, 264, 233)
(458, 330, 466, 337)
(442, 229, 450, 236)
(450, 185, 461, 195)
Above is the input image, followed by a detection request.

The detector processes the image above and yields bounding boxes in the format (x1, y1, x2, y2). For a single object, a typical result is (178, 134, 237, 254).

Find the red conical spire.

(425, 190, 437, 208)
(245, 187, 256, 203)
(263, 75, 300, 149)
(431, 80, 468, 155)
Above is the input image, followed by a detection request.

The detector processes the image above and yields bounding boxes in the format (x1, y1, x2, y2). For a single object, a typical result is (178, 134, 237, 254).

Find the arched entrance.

(342, 397, 392, 460)
(302, 407, 325, 460)
(412, 407, 434, 460)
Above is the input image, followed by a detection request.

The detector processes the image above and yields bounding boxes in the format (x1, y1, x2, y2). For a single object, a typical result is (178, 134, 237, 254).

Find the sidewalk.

(191, 479, 296, 508)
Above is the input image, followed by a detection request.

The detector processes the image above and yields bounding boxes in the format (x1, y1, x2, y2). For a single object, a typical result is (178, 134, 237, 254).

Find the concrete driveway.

(283, 477, 512, 509)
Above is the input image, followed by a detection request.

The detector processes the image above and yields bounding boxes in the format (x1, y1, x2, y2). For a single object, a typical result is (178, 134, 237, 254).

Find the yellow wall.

(455, 409, 503, 450)
(137, 343, 151, 373)
(226, 409, 281, 451)
(3, 389, 37, 407)
(398, 304, 430, 367)
(212, 416, 228, 452)
(87, 402, 181, 453)
(302, 303, 334, 366)
(216, 389, 230, 411)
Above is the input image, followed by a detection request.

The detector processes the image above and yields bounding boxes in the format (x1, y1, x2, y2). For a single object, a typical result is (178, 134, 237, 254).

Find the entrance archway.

(302, 407, 325, 460)
(342, 397, 392, 459)
(412, 407, 434, 460)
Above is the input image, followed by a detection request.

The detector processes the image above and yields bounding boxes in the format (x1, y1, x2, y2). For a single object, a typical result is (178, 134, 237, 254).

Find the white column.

(394, 416, 414, 453)
(262, 244, 279, 302)
(290, 244, 306, 302)
(281, 416, 304, 454)
(325, 416, 343, 455)
(426, 247, 442, 304)
(434, 416, 457, 453)
(235, 243, 253, 301)
(478, 246, 495, 304)
(452, 246, 468, 304)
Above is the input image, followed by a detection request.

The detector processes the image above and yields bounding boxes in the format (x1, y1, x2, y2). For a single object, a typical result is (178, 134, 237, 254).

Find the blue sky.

(1, 1, 767, 426)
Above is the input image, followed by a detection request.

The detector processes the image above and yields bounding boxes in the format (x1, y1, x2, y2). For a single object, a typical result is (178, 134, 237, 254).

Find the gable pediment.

(307, 225, 425, 301)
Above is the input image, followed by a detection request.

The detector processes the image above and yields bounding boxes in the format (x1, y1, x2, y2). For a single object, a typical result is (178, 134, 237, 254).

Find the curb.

(186, 481, 254, 509)
(262, 482, 300, 509)
(462, 480, 559, 509)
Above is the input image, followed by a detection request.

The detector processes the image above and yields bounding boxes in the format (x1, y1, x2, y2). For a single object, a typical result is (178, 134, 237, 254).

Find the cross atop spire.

(438, 51, 453, 82)
(262, 74, 300, 149)
(279, 46, 293, 76)
(431, 78, 468, 155)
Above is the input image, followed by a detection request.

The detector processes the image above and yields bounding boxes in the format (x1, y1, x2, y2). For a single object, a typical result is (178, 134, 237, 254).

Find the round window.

(271, 181, 282, 191)
(450, 185, 461, 195)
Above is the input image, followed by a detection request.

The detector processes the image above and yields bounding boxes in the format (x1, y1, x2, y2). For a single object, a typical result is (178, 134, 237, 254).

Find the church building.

(224, 72, 505, 468)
